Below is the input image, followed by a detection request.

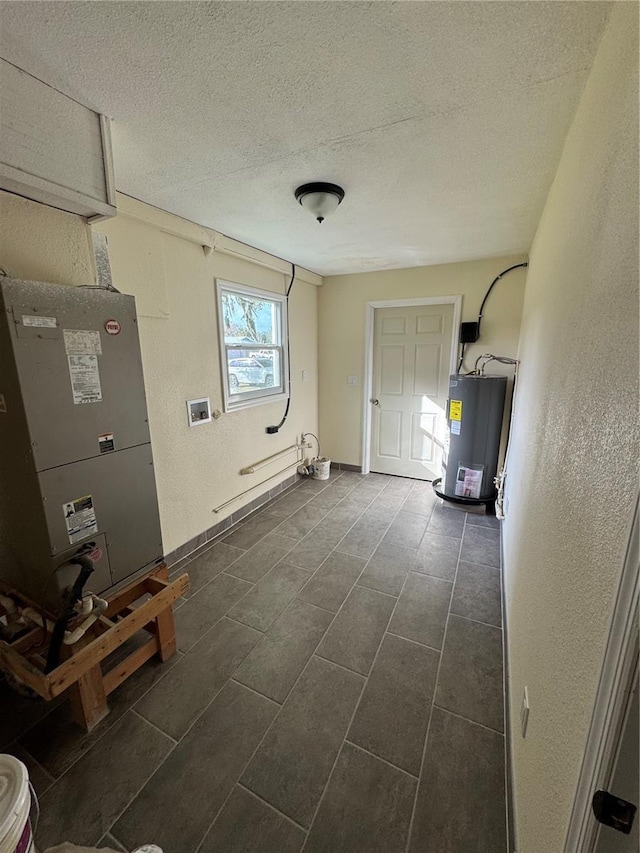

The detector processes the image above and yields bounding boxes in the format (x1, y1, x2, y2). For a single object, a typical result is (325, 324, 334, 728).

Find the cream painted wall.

(94, 197, 319, 553)
(502, 5, 639, 852)
(0, 191, 95, 285)
(0, 190, 319, 554)
(319, 255, 527, 466)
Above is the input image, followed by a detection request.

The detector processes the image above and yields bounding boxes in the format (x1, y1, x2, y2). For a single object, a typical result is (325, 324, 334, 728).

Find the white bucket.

(0, 755, 34, 853)
(311, 457, 331, 481)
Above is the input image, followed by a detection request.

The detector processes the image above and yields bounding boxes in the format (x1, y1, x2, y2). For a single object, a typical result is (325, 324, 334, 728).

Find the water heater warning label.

(455, 465, 483, 500)
(63, 495, 98, 544)
(449, 400, 462, 421)
(68, 355, 102, 404)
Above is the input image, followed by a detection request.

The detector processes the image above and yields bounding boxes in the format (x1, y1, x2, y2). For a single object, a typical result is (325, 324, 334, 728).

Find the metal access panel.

(0, 278, 163, 612)
(39, 444, 163, 585)
(2, 278, 151, 471)
(443, 375, 507, 500)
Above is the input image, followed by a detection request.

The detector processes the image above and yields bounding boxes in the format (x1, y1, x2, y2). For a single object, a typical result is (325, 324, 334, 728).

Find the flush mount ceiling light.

(294, 182, 345, 223)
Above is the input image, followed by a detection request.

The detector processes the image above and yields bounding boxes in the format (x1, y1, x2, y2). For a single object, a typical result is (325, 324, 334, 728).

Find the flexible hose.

(44, 555, 95, 673)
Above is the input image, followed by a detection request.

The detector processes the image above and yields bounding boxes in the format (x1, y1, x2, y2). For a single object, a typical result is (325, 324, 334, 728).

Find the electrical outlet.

(347, 375, 358, 386)
(520, 687, 530, 738)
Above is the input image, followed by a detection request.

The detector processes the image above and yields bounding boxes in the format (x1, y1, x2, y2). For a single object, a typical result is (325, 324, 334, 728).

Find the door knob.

(371, 398, 380, 406)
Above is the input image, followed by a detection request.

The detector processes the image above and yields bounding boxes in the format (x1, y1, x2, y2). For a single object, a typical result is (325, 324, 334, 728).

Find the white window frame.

(216, 279, 289, 413)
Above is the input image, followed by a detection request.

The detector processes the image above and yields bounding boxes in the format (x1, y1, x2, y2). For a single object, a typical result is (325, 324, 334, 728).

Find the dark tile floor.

(1, 470, 506, 852)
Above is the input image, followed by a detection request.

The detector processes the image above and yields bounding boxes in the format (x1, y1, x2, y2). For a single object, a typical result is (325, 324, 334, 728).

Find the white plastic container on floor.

(0, 754, 34, 853)
(311, 457, 331, 480)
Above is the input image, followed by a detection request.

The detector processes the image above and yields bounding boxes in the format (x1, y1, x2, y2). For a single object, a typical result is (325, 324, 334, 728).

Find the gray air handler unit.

(0, 278, 163, 613)
(433, 374, 507, 511)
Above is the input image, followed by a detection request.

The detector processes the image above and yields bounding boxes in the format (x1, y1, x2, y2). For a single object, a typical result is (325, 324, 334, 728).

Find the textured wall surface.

(0, 191, 95, 285)
(0, 191, 319, 554)
(95, 197, 319, 553)
(319, 256, 527, 466)
(0, 2, 609, 273)
(502, 5, 639, 851)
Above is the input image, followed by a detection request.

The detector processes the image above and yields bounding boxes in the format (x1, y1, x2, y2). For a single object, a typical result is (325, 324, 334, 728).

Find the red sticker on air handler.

(105, 319, 121, 336)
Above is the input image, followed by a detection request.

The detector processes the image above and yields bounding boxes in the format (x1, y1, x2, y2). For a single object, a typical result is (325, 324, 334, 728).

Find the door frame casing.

(564, 497, 639, 852)
(361, 295, 462, 475)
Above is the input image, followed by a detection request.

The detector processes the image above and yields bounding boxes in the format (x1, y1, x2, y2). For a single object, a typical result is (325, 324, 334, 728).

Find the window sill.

(223, 391, 289, 414)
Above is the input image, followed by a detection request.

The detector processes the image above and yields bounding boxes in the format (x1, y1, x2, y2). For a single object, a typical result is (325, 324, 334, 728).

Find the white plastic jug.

(0, 754, 34, 853)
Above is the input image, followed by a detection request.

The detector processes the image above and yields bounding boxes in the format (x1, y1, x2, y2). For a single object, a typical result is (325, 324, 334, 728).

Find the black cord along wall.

(266, 263, 296, 434)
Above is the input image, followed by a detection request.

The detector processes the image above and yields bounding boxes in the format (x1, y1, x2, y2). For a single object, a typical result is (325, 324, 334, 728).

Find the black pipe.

(44, 555, 95, 673)
(266, 264, 296, 434)
(477, 262, 528, 335)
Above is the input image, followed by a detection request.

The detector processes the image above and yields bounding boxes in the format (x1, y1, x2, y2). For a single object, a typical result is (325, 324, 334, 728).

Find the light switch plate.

(521, 686, 530, 738)
(347, 375, 358, 386)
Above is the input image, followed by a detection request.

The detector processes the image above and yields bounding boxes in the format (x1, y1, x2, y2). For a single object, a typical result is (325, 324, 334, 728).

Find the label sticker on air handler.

(63, 329, 102, 356)
(63, 495, 98, 544)
(68, 355, 102, 404)
(98, 432, 115, 453)
(22, 314, 57, 328)
(449, 399, 462, 421)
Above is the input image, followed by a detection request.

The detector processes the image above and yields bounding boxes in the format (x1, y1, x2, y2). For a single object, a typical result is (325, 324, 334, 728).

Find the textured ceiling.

(0, 2, 610, 275)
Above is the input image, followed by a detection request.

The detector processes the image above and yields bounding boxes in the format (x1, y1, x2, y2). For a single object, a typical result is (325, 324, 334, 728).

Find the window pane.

(227, 349, 281, 396)
(255, 348, 280, 389)
(218, 282, 288, 411)
(221, 290, 280, 347)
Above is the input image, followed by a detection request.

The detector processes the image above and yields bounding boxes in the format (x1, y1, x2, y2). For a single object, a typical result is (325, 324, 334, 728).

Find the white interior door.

(369, 302, 454, 479)
(595, 663, 639, 852)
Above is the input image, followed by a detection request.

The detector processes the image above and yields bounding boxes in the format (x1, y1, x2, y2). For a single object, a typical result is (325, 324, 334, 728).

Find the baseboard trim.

(501, 533, 518, 853)
(164, 472, 300, 566)
(330, 461, 363, 473)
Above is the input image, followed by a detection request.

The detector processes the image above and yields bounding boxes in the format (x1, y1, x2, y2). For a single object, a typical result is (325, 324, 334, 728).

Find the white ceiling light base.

(295, 182, 345, 223)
